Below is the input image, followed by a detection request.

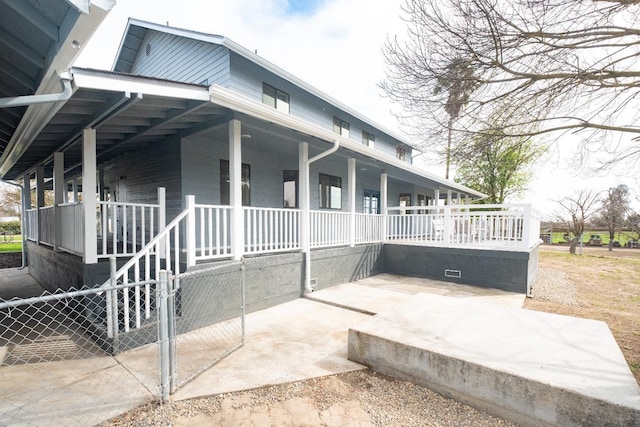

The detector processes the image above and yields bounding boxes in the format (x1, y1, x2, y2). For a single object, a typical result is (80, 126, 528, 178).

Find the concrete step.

(348, 293, 640, 426)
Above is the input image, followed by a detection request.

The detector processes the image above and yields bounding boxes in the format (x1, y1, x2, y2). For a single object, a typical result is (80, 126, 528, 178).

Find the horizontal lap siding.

(130, 31, 230, 86)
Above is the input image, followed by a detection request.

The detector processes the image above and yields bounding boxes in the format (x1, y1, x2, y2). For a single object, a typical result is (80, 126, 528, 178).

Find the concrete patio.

(1, 269, 639, 426)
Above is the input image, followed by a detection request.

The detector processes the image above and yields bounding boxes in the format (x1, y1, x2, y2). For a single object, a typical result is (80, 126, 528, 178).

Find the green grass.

(0, 241, 22, 252)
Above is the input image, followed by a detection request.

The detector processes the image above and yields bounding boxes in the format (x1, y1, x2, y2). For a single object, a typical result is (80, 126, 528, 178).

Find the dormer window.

(262, 83, 290, 113)
(396, 145, 406, 161)
(333, 117, 349, 138)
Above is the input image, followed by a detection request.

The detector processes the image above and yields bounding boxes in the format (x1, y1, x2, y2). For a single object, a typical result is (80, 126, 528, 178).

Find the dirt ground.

(0, 252, 22, 269)
(525, 245, 640, 384)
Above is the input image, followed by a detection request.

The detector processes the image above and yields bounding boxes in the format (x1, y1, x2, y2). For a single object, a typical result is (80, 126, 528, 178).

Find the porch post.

(229, 119, 244, 261)
(433, 189, 440, 207)
(22, 175, 30, 258)
(72, 177, 78, 202)
(457, 192, 462, 206)
(36, 166, 44, 244)
(53, 151, 64, 251)
(348, 158, 356, 247)
(380, 172, 387, 241)
(447, 190, 452, 205)
(185, 195, 196, 267)
(300, 142, 309, 252)
(521, 204, 532, 250)
(158, 187, 166, 257)
(83, 128, 98, 264)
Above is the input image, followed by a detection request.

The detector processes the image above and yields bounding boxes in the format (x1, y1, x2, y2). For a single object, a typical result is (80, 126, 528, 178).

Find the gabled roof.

(0, 0, 115, 180)
(112, 18, 414, 149)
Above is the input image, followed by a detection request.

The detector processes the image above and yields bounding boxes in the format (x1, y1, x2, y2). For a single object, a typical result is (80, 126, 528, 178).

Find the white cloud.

(74, 0, 639, 216)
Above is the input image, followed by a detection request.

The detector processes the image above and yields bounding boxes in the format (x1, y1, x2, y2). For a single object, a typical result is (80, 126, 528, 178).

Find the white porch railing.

(244, 207, 300, 254)
(194, 204, 232, 261)
(25, 208, 38, 242)
(38, 206, 54, 246)
(96, 199, 163, 259)
(310, 210, 351, 248)
(386, 204, 540, 250)
(58, 202, 84, 255)
(355, 213, 384, 243)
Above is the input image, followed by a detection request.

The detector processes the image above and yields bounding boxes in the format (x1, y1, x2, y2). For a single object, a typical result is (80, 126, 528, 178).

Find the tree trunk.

(609, 231, 615, 251)
(569, 238, 578, 255)
(445, 116, 453, 180)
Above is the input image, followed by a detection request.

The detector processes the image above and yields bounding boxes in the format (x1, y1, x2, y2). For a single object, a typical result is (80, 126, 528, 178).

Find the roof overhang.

(0, 0, 115, 180)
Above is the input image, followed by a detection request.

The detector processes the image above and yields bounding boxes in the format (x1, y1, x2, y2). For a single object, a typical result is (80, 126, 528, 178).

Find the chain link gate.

(159, 260, 245, 399)
(0, 261, 245, 425)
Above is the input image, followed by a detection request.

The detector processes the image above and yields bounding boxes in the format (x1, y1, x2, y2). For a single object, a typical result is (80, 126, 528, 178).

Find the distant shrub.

(0, 220, 21, 234)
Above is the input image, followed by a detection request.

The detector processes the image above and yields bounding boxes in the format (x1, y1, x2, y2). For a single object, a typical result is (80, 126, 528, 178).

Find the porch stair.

(347, 293, 640, 426)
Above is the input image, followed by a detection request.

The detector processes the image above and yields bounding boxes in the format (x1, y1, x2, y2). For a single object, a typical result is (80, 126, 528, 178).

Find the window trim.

(319, 173, 342, 210)
(333, 117, 350, 138)
(396, 145, 406, 161)
(262, 82, 290, 113)
(362, 130, 375, 148)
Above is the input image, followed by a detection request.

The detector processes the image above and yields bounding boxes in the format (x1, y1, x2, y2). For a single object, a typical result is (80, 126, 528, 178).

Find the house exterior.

(0, 14, 540, 351)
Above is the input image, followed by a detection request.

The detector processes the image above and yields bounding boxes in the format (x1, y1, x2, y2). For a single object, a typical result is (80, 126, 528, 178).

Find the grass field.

(0, 234, 22, 253)
(525, 247, 640, 384)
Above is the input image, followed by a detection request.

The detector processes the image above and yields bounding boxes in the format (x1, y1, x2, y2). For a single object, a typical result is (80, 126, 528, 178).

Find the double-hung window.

(333, 117, 349, 138)
(319, 173, 342, 209)
(362, 131, 375, 147)
(262, 83, 290, 113)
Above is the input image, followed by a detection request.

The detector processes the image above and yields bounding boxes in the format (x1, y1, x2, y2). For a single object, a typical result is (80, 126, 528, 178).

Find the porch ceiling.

(0, 0, 115, 180)
(3, 69, 231, 180)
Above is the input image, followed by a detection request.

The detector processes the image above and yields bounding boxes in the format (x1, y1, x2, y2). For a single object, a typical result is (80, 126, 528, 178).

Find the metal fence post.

(158, 270, 170, 402)
(168, 271, 177, 393)
(108, 257, 120, 350)
(241, 261, 246, 344)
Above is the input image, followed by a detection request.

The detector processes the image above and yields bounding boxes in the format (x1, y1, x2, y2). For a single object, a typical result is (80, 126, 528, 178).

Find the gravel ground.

(104, 370, 516, 426)
(529, 267, 577, 305)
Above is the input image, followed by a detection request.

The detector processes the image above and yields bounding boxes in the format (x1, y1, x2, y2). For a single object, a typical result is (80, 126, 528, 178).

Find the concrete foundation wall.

(27, 242, 84, 293)
(383, 244, 539, 294)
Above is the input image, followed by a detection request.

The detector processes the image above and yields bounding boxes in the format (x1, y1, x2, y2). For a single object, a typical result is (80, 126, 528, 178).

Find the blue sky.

(287, 0, 324, 14)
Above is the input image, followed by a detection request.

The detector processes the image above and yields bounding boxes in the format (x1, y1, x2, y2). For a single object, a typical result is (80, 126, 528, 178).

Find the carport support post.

(22, 175, 30, 264)
(348, 158, 356, 247)
(299, 142, 311, 290)
(229, 119, 244, 261)
(83, 128, 97, 264)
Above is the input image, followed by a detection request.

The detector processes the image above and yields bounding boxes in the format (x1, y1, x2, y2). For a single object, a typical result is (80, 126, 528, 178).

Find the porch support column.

(36, 166, 44, 244)
(380, 172, 387, 241)
(348, 158, 356, 247)
(300, 142, 309, 253)
(22, 175, 31, 264)
(53, 152, 64, 251)
(457, 192, 462, 206)
(447, 189, 452, 205)
(229, 119, 244, 261)
(72, 178, 78, 202)
(433, 189, 440, 207)
(83, 128, 98, 264)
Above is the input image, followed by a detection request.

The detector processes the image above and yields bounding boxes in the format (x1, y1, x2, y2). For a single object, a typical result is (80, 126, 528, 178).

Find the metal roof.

(0, 0, 114, 180)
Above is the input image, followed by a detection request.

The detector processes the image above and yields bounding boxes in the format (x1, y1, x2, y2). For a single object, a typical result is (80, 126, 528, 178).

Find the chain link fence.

(0, 261, 245, 426)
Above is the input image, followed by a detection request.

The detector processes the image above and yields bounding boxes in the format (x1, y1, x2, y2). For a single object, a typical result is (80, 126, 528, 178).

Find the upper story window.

(262, 83, 290, 113)
(362, 131, 375, 147)
(333, 117, 349, 138)
(396, 145, 406, 161)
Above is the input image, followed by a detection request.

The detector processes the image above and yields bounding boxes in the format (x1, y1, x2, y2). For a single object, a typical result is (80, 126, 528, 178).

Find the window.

(220, 159, 251, 206)
(396, 145, 406, 161)
(333, 117, 349, 138)
(262, 83, 290, 113)
(399, 193, 411, 215)
(417, 194, 431, 214)
(283, 170, 298, 208)
(319, 173, 342, 209)
(362, 131, 375, 147)
(363, 189, 380, 214)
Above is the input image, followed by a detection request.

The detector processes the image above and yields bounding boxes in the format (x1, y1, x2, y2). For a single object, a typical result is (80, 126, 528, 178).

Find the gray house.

(0, 15, 540, 350)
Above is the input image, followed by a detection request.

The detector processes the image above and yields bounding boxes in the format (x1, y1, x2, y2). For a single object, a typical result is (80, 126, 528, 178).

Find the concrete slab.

(348, 293, 640, 426)
(0, 268, 45, 299)
(171, 298, 369, 401)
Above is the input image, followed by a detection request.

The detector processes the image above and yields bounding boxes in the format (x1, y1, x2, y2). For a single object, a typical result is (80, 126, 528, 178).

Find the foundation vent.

(445, 269, 461, 278)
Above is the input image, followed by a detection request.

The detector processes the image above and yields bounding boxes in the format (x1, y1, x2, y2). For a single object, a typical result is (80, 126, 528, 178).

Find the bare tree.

(555, 190, 600, 254)
(0, 187, 22, 219)
(381, 0, 640, 170)
(596, 184, 631, 251)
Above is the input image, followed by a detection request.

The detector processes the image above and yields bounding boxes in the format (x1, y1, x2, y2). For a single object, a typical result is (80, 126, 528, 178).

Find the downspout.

(0, 77, 72, 108)
(303, 139, 339, 293)
(0, 179, 26, 269)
